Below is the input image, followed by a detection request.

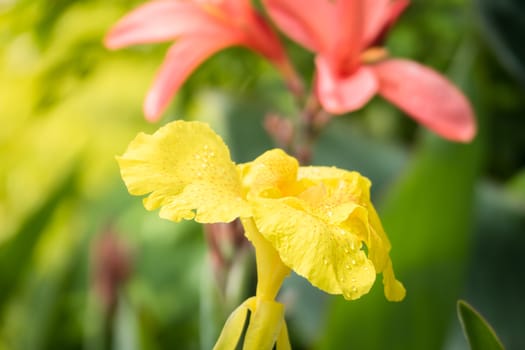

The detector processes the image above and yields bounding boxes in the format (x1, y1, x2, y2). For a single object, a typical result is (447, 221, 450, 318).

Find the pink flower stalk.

(105, 0, 295, 121)
(263, 0, 476, 142)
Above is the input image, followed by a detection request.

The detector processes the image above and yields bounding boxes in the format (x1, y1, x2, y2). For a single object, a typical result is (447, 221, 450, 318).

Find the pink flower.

(105, 0, 293, 122)
(263, 0, 476, 142)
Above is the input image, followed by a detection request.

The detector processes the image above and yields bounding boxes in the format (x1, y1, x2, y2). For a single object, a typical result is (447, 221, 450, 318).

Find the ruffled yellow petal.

(241, 156, 402, 301)
(299, 165, 405, 301)
(252, 197, 376, 300)
(117, 120, 250, 223)
(239, 149, 299, 198)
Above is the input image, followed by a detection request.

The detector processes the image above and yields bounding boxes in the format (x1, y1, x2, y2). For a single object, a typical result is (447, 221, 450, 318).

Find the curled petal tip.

(143, 94, 163, 123)
(102, 35, 116, 50)
(455, 109, 477, 143)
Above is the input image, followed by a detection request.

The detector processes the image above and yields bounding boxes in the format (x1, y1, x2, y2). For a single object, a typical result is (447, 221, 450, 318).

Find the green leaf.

(457, 300, 504, 350)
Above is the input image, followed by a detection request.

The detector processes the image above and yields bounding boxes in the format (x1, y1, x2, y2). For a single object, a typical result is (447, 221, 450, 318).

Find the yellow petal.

(239, 149, 299, 198)
(382, 260, 406, 301)
(243, 299, 285, 350)
(241, 218, 291, 301)
(300, 166, 405, 301)
(117, 121, 250, 223)
(276, 321, 292, 350)
(213, 297, 255, 350)
(252, 197, 376, 300)
(366, 202, 406, 301)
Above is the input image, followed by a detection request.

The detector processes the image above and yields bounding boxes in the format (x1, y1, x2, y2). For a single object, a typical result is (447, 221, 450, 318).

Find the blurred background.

(0, 0, 524, 349)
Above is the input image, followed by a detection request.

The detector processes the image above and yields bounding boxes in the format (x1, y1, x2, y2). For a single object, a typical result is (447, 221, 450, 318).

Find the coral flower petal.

(372, 59, 476, 142)
(144, 36, 239, 121)
(104, 1, 227, 48)
(315, 56, 378, 115)
(361, 0, 390, 45)
(263, 0, 336, 52)
(117, 121, 250, 223)
(362, 0, 410, 46)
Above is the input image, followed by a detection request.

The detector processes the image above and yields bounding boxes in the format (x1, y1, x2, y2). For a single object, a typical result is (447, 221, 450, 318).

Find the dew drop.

(351, 277, 356, 283)
(323, 257, 329, 265)
(344, 247, 349, 254)
(352, 286, 358, 293)
(344, 264, 351, 270)
(351, 259, 356, 265)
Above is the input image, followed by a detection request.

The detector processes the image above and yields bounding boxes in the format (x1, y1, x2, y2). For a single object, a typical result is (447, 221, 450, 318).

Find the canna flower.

(105, 0, 296, 122)
(263, 0, 476, 142)
(117, 120, 405, 349)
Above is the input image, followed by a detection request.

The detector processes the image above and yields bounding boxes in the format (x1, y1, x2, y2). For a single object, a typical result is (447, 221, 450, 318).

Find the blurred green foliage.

(0, 0, 524, 349)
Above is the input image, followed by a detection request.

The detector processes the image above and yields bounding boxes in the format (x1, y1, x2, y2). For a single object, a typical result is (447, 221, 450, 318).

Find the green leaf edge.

(457, 300, 505, 350)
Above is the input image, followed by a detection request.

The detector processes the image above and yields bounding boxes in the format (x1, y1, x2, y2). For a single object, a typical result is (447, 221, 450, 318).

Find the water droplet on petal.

(351, 259, 356, 265)
(323, 257, 329, 265)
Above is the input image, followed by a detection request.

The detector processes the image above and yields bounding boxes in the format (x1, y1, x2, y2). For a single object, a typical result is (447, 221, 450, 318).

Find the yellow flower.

(118, 120, 405, 349)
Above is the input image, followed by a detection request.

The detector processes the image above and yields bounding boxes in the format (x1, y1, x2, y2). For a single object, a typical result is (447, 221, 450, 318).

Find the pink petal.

(387, 0, 410, 26)
(315, 55, 378, 115)
(372, 59, 476, 142)
(329, 0, 365, 67)
(105, 1, 229, 49)
(219, 0, 253, 18)
(366, 0, 410, 45)
(144, 36, 238, 121)
(237, 11, 287, 63)
(263, 0, 336, 52)
(362, 0, 391, 46)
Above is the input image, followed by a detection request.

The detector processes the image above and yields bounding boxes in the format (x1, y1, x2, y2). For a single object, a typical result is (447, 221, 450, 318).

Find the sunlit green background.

(1, 0, 524, 349)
